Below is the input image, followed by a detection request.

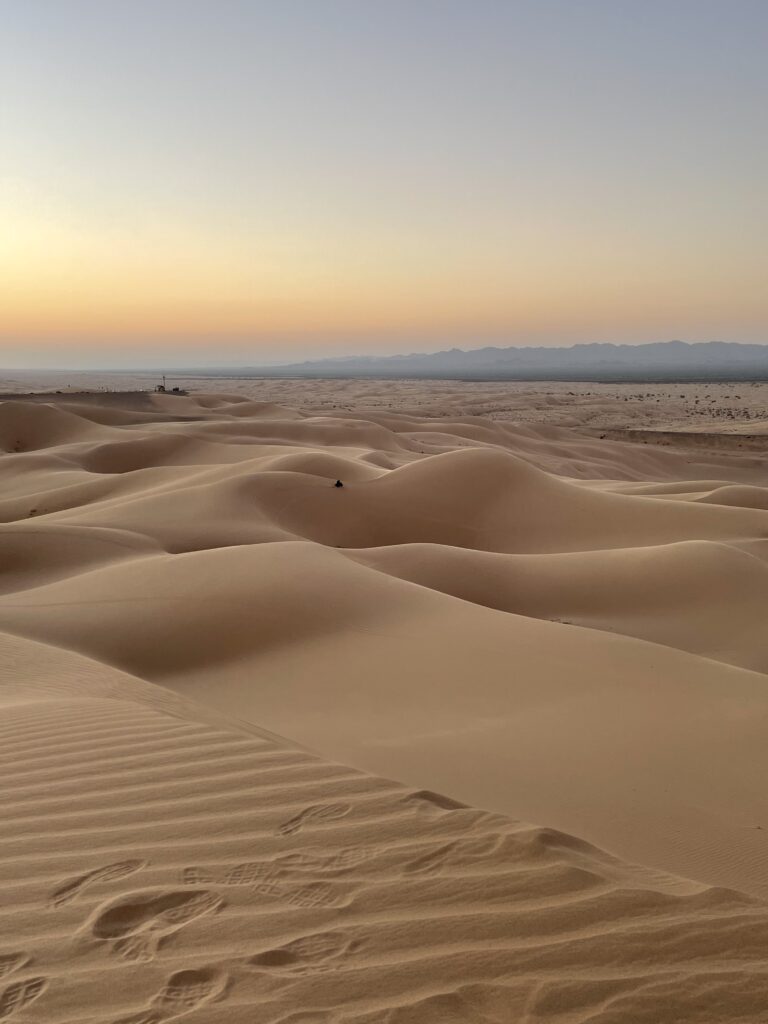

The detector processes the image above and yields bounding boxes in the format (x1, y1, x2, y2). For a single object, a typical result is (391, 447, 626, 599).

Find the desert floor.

(3, 371, 768, 436)
(1, 377, 767, 1022)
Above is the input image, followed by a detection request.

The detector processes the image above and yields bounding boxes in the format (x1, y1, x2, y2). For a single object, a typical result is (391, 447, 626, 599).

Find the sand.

(1, 384, 768, 1022)
(3, 371, 768, 437)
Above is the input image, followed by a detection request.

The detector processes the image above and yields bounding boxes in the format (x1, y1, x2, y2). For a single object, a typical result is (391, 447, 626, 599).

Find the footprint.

(283, 883, 346, 909)
(276, 847, 371, 874)
(152, 967, 228, 1016)
(220, 861, 275, 885)
(252, 880, 285, 901)
(86, 889, 224, 963)
(0, 958, 28, 982)
(0, 977, 47, 1020)
(181, 847, 370, 890)
(277, 803, 351, 837)
(252, 881, 348, 909)
(247, 931, 355, 975)
(112, 967, 227, 1024)
(320, 847, 370, 871)
(181, 862, 274, 888)
(49, 859, 147, 907)
(178, 867, 217, 886)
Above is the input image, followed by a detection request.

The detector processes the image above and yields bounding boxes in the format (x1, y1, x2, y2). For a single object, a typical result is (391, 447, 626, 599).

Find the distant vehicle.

(155, 377, 187, 395)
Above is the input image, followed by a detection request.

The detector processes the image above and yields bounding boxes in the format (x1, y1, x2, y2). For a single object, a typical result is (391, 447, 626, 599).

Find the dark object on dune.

(334, 480, 343, 488)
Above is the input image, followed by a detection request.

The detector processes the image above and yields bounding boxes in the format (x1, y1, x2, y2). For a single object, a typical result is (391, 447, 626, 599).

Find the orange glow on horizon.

(2, 208, 765, 350)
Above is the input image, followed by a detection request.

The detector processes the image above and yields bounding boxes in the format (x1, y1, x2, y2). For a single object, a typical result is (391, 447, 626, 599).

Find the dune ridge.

(1, 390, 768, 1021)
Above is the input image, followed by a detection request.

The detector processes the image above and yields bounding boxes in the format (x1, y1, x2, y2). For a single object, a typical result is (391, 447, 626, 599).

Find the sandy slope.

(4, 631, 768, 1024)
(1, 390, 768, 1021)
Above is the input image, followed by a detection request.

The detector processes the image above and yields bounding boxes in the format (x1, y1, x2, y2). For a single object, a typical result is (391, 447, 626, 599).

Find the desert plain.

(1, 374, 768, 1023)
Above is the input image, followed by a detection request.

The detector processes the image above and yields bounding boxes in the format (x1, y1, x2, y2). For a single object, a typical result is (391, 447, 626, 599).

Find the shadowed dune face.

(1, 390, 768, 1022)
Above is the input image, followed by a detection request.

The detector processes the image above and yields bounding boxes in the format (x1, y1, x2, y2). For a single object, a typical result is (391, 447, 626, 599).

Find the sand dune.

(1, 390, 768, 1021)
(697, 483, 768, 509)
(351, 539, 768, 672)
(3, 630, 768, 1023)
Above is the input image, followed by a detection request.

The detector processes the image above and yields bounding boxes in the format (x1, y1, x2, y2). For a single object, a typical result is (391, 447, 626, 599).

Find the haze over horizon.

(2, 0, 767, 369)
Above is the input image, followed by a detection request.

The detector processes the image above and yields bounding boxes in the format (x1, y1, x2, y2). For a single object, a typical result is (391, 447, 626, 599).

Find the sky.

(1, 0, 766, 368)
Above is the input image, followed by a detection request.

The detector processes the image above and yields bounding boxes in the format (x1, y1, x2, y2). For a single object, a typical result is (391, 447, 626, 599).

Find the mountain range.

(189, 341, 768, 382)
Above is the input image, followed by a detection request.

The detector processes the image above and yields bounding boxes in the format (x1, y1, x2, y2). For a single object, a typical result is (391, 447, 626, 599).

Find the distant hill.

(186, 341, 768, 382)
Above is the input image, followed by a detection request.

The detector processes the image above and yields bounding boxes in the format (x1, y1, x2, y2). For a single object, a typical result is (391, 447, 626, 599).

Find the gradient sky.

(1, 0, 766, 368)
